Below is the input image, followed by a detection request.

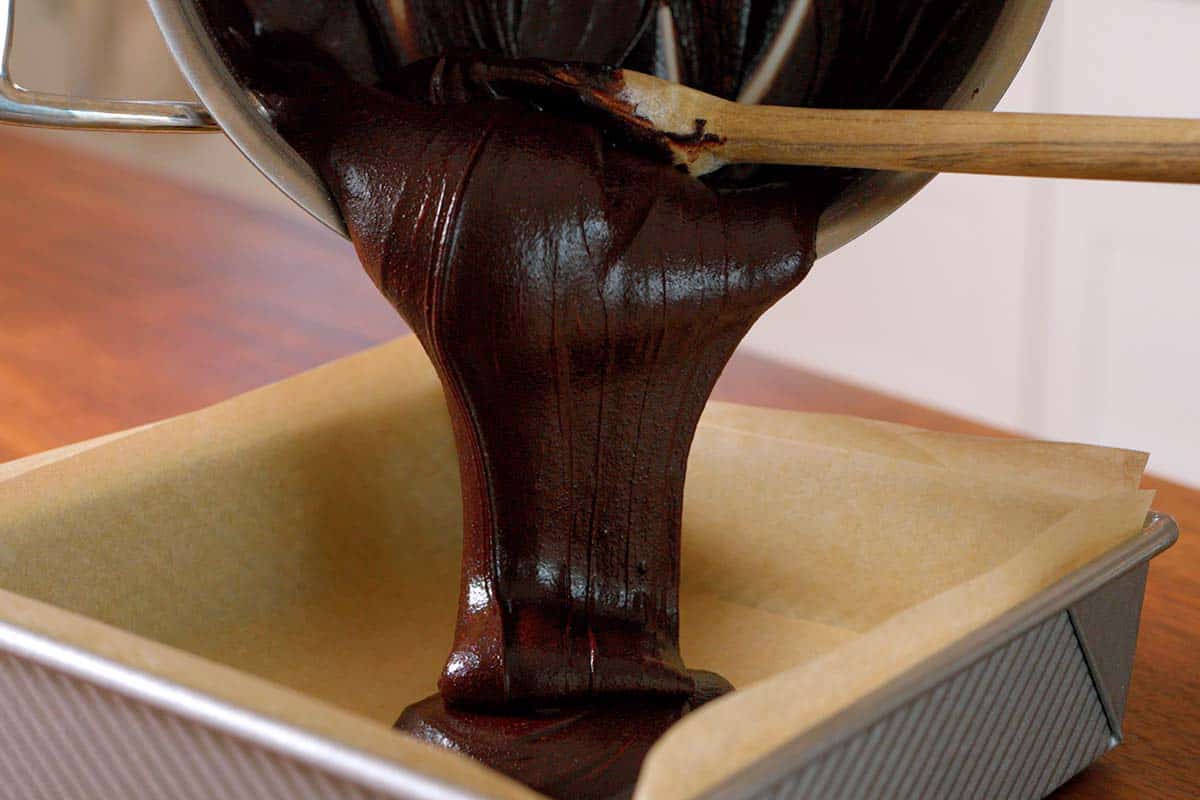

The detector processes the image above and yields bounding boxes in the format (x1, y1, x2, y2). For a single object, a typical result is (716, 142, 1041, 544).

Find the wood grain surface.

(0, 128, 1195, 798)
(617, 70, 1200, 184)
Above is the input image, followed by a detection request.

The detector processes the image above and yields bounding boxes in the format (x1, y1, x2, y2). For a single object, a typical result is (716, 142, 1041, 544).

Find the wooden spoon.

(582, 69, 1200, 183)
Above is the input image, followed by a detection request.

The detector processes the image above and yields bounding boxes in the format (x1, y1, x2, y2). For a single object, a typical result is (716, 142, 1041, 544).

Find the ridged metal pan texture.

(742, 612, 1112, 800)
(0, 651, 394, 800)
(0, 514, 1176, 800)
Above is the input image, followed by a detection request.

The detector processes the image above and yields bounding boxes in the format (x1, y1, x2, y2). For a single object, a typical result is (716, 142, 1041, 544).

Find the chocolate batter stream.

(196, 2, 1007, 796)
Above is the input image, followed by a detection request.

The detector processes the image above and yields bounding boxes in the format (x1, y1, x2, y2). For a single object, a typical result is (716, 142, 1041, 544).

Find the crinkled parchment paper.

(0, 336, 1151, 799)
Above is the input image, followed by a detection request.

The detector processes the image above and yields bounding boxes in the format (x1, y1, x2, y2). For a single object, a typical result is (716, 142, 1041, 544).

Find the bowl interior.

(149, 0, 1051, 255)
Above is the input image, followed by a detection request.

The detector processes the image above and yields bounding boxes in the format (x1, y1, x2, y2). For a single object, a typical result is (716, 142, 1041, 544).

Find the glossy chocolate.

(193, 1, 1008, 795)
(399, 670, 732, 799)
(273, 56, 817, 707)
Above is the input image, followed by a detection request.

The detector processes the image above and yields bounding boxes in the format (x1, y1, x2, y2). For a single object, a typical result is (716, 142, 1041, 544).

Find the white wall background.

(10, 1, 1200, 485)
(745, 1, 1200, 486)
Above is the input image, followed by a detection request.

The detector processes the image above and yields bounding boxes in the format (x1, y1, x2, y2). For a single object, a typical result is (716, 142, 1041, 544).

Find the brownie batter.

(195, 2, 1007, 796)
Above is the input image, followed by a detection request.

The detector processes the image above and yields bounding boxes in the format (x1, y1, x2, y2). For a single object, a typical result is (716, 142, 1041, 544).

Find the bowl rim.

(147, 0, 1053, 256)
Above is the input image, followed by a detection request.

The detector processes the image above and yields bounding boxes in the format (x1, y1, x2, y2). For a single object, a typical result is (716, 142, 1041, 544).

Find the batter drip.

(194, 1, 1008, 795)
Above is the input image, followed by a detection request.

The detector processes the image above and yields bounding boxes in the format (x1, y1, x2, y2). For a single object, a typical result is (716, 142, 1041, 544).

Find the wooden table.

(1, 129, 1195, 798)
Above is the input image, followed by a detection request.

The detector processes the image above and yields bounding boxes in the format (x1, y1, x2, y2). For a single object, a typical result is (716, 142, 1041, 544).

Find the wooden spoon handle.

(612, 70, 1200, 182)
(713, 106, 1200, 183)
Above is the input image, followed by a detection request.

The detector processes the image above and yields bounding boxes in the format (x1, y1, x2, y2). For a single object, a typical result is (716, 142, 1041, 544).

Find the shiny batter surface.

(195, 2, 1004, 795)
(275, 47, 816, 708)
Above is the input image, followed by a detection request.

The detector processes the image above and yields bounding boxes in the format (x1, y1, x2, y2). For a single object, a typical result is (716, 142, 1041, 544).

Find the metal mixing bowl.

(0, 0, 1051, 255)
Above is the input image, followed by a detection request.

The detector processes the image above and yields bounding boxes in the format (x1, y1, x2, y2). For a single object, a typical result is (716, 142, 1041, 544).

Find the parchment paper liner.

(0, 336, 1151, 799)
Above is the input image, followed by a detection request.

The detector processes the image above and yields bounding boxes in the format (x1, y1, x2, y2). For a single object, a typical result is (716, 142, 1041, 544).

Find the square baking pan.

(0, 509, 1175, 800)
(704, 511, 1177, 800)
